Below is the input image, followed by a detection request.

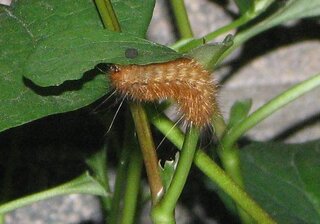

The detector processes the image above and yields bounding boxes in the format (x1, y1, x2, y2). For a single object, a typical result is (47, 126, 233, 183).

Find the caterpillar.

(108, 58, 219, 128)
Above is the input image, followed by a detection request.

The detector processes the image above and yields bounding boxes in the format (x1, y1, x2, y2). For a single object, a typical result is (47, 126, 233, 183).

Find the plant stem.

(94, 0, 121, 32)
(168, 3, 251, 221)
(170, 13, 251, 53)
(203, 14, 251, 42)
(108, 145, 130, 224)
(120, 145, 143, 224)
(170, 0, 193, 39)
(194, 151, 276, 224)
(148, 111, 275, 223)
(86, 146, 112, 213)
(222, 73, 320, 151)
(96, 0, 164, 209)
(152, 126, 199, 223)
(214, 116, 253, 224)
(218, 145, 253, 224)
(0, 214, 4, 224)
(130, 103, 164, 204)
(0, 173, 107, 214)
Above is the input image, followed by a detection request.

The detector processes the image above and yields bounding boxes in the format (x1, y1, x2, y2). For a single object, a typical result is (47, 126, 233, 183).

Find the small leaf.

(234, 0, 274, 16)
(186, 34, 234, 71)
(234, 0, 253, 15)
(228, 99, 252, 128)
(159, 152, 179, 191)
(241, 141, 320, 223)
(86, 148, 109, 191)
(171, 37, 206, 53)
(252, 0, 275, 15)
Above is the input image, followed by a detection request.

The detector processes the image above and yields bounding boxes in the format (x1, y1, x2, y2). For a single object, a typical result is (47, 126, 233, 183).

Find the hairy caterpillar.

(108, 58, 218, 128)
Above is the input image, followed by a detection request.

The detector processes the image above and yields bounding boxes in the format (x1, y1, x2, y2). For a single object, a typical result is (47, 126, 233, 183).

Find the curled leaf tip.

(223, 34, 234, 47)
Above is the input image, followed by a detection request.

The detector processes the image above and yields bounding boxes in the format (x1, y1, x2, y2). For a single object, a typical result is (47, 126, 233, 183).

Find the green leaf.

(234, 0, 253, 15)
(0, 1, 180, 132)
(171, 37, 206, 53)
(112, 0, 155, 37)
(241, 141, 320, 223)
(186, 34, 234, 71)
(252, 0, 275, 15)
(233, 0, 320, 49)
(0, 172, 108, 214)
(86, 148, 109, 192)
(0, 1, 103, 132)
(228, 99, 252, 128)
(235, 0, 275, 16)
(159, 153, 179, 192)
(25, 28, 180, 86)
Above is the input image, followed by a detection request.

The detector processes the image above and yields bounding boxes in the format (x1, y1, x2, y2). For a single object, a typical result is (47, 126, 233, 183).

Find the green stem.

(214, 116, 253, 223)
(130, 103, 164, 204)
(120, 146, 143, 224)
(170, 13, 251, 53)
(96, 0, 164, 210)
(94, 2, 124, 222)
(0, 173, 107, 214)
(218, 145, 253, 224)
(170, 0, 193, 39)
(168, 8, 252, 221)
(203, 14, 251, 42)
(108, 144, 130, 224)
(194, 151, 276, 224)
(148, 112, 275, 223)
(94, 0, 121, 32)
(152, 127, 200, 223)
(86, 146, 112, 213)
(222, 73, 320, 150)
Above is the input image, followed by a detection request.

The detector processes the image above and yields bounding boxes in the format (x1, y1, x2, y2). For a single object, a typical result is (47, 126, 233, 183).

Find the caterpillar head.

(95, 63, 120, 74)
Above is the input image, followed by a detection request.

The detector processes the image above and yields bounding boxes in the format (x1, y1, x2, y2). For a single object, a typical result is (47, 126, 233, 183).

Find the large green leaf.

(0, 0, 178, 132)
(25, 29, 180, 86)
(241, 141, 320, 223)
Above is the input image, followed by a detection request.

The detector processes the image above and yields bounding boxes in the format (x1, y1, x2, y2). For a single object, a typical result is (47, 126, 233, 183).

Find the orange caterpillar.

(108, 58, 218, 128)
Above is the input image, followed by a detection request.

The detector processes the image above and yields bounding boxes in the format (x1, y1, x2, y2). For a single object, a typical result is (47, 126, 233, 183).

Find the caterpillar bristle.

(109, 58, 219, 128)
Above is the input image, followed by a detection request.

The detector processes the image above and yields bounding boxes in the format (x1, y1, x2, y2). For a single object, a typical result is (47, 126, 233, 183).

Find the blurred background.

(2, 0, 320, 223)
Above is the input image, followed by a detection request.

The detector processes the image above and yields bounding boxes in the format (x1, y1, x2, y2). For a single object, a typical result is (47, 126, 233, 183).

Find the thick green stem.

(194, 151, 276, 224)
(120, 146, 143, 224)
(168, 4, 250, 221)
(222, 73, 320, 150)
(130, 103, 164, 204)
(95, 0, 164, 210)
(152, 127, 199, 223)
(170, 0, 193, 39)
